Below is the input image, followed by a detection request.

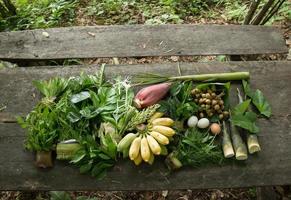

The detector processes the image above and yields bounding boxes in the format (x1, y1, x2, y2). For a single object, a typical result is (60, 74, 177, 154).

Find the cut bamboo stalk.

(222, 121, 235, 158)
(237, 88, 261, 154)
(247, 134, 261, 153)
(230, 123, 248, 160)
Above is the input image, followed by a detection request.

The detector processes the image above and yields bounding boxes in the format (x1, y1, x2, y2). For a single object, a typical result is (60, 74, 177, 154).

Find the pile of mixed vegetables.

(18, 65, 271, 179)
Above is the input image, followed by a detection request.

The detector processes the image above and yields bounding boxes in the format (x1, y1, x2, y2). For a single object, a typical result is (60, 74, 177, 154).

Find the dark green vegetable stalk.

(237, 89, 261, 154)
(134, 72, 250, 85)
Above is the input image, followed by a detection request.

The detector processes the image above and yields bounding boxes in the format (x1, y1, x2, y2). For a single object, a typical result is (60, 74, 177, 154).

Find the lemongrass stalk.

(56, 143, 81, 160)
(237, 88, 261, 154)
(169, 72, 250, 82)
(35, 151, 53, 168)
(230, 122, 248, 160)
(134, 72, 250, 85)
(222, 121, 235, 158)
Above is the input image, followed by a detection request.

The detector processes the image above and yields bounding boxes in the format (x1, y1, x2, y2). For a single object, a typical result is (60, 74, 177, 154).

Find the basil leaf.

(71, 91, 90, 103)
(231, 112, 259, 133)
(252, 89, 272, 118)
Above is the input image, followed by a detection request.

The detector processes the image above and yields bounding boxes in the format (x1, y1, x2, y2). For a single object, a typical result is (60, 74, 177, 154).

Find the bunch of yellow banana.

(117, 112, 176, 165)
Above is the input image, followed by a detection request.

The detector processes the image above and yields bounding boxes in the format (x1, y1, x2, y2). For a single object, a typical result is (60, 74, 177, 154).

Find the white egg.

(197, 118, 210, 129)
(187, 116, 198, 128)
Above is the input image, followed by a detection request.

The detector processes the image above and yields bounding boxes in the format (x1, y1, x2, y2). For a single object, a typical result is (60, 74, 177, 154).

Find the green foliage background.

(0, 0, 290, 31)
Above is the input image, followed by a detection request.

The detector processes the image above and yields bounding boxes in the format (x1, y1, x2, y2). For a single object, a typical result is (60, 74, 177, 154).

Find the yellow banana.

(149, 131, 169, 145)
(151, 118, 174, 127)
(133, 152, 143, 166)
(129, 137, 141, 160)
(147, 151, 155, 165)
(152, 125, 175, 137)
(148, 112, 164, 123)
(140, 137, 151, 162)
(146, 135, 161, 155)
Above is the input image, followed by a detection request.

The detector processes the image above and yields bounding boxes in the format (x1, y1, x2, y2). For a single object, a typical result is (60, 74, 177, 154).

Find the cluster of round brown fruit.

(191, 88, 229, 120)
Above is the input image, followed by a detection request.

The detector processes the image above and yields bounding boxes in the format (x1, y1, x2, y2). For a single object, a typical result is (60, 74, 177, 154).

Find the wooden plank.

(1, 116, 291, 190)
(0, 61, 291, 190)
(0, 61, 290, 120)
(0, 25, 287, 60)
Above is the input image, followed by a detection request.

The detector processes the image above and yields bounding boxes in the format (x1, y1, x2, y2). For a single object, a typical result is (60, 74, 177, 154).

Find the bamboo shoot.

(222, 121, 235, 158)
(230, 123, 248, 160)
(237, 88, 261, 154)
(247, 134, 261, 153)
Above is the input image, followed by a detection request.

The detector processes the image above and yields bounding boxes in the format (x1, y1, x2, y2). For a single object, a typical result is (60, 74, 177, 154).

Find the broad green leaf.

(242, 80, 272, 118)
(79, 162, 92, 174)
(70, 152, 86, 163)
(91, 162, 112, 178)
(231, 112, 259, 133)
(98, 153, 112, 160)
(252, 89, 272, 118)
(242, 80, 253, 97)
(71, 91, 90, 103)
(232, 99, 251, 115)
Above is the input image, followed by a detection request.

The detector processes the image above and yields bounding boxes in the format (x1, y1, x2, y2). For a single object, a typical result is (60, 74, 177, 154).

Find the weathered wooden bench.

(0, 25, 290, 191)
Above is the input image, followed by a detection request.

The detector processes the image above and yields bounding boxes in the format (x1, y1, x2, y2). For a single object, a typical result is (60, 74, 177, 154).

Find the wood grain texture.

(1, 116, 291, 190)
(0, 61, 290, 119)
(1, 61, 291, 190)
(0, 25, 287, 59)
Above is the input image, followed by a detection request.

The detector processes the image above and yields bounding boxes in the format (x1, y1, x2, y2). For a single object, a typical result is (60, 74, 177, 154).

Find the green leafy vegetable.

(159, 82, 199, 123)
(252, 90, 272, 118)
(70, 91, 90, 103)
(70, 135, 115, 179)
(231, 112, 259, 134)
(33, 77, 69, 98)
(18, 105, 59, 151)
(242, 80, 271, 118)
(232, 99, 251, 115)
(175, 128, 224, 167)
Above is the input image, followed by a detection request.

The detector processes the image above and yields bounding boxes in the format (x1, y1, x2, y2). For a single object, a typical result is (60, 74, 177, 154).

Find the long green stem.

(134, 72, 250, 86)
(169, 72, 250, 82)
